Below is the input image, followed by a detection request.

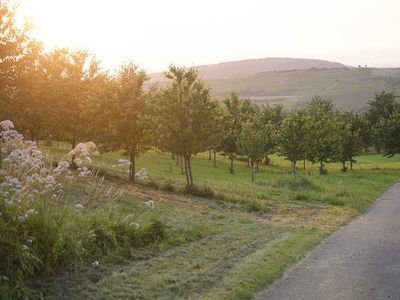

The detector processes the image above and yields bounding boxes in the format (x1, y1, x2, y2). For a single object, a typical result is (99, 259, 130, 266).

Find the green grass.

(33, 142, 400, 299)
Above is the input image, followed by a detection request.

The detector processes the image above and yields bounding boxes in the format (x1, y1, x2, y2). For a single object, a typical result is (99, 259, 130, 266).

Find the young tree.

(337, 112, 363, 171)
(380, 110, 400, 156)
(306, 97, 341, 174)
(156, 66, 222, 187)
(219, 93, 254, 173)
(277, 109, 309, 175)
(365, 91, 399, 153)
(237, 120, 266, 182)
(93, 63, 151, 182)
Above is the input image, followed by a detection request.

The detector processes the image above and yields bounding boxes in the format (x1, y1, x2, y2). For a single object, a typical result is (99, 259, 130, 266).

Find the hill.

(207, 67, 400, 111)
(150, 57, 346, 81)
(150, 58, 400, 111)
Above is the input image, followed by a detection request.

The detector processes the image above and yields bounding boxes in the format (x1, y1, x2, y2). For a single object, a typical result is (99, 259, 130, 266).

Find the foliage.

(156, 66, 222, 186)
(277, 109, 308, 174)
(305, 97, 342, 174)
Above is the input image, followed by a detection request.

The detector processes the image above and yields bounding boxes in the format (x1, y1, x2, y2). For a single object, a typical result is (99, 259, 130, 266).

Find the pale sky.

(17, 0, 400, 73)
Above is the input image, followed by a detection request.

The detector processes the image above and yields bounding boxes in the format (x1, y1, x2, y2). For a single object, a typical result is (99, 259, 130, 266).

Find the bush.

(293, 193, 310, 201)
(183, 185, 215, 198)
(271, 175, 317, 191)
(161, 183, 175, 192)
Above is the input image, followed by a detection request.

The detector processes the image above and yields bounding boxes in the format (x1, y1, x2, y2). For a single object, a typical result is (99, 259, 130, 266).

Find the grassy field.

(33, 143, 400, 299)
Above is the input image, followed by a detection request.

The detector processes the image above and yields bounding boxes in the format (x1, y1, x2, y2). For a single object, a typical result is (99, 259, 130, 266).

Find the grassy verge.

(31, 143, 400, 299)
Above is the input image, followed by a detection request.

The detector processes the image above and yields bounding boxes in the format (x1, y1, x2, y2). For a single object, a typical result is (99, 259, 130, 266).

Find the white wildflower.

(75, 204, 84, 209)
(0, 120, 14, 131)
(144, 200, 155, 209)
(92, 260, 99, 267)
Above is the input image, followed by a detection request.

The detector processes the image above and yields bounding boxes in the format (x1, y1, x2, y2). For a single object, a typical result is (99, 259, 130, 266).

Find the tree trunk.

(291, 160, 297, 175)
(208, 150, 212, 161)
(350, 159, 353, 171)
(184, 156, 190, 186)
(71, 137, 77, 168)
(171, 153, 175, 160)
(129, 153, 136, 182)
(319, 160, 324, 175)
(342, 160, 347, 172)
(256, 161, 259, 173)
(0, 140, 2, 170)
(364, 146, 368, 153)
(180, 156, 184, 174)
(229, 157, 234, 174)
(176, 155, 179, 165)
(250, 160, 254, 182)
(303, 159, 306, 170)
(187, 156, 194, 186)
(247, 158, 250, 168)
(264, 155, 270, 166)
(213, 151, 217, 167)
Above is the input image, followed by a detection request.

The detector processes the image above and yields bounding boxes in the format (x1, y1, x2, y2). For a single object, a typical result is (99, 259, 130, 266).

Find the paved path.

(255, 182, 400, 300)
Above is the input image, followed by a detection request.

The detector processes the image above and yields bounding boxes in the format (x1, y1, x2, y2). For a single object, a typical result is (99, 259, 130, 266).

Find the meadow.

(29, 143, 400, 299)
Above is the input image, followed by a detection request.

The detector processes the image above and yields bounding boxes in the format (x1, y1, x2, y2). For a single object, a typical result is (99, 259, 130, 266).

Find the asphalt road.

(255, 182, 400, 300)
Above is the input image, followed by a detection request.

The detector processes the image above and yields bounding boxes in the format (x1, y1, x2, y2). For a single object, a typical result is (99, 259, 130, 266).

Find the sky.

(17, 0, 400, 73)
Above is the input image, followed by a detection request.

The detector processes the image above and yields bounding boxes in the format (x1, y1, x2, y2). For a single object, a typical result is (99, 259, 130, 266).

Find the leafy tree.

(0, 1, 41, 121)
(306, 97, 341, 174)
(219, 93, 254, 173)
(337, 112, 363, 171)
(277, 109, 309, 175)
(92, 63, 151, 182)
(237, 119, 266, 182)
(42, 48, 102, 149)
(365, 91, 399, 153)
(380, 110, 400, 156)
(156, 66, 222, 187)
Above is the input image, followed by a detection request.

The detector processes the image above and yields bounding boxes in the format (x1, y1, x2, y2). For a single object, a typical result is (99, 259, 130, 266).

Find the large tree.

(156, 66, 221, 187)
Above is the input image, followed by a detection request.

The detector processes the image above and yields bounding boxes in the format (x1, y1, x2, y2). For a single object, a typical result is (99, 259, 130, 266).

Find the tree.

(365, 91, 399, 153)
(219, 93, 254, 173)
(337, 112, 363, 171)
(92, 63, 151, 182)
(306, 97, 341, 174)
(0, 1, 41, 121)
(156, 66, 222, 187)
(41, 48, 101, 149)
(380, 110, 400, 156)
(277, 109, 309, 175)
(237, 119, 266, 182)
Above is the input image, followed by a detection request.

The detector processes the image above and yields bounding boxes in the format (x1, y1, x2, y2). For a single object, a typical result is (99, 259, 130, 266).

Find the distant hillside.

(207, 67, 400, 111)
(151, 57, 346, 81)
(150, 58, 400, 111)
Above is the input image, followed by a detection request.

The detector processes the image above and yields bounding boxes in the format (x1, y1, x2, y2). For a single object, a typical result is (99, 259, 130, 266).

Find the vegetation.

(2, 1, 400, 298)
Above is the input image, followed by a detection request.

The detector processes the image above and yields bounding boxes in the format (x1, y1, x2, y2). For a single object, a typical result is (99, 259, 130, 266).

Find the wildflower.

(21, 244, 29, 251)
(136, 168, 148, 181)
(0, 120, 14, 131)
(75, 204, 84, 209)
(144, 200, 155, 209)
(129, 222, 140, 229)
(92, 260, 99, 267)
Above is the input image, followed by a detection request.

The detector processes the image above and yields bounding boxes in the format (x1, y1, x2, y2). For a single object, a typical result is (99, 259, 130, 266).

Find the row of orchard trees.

(1, 1, 400, 186)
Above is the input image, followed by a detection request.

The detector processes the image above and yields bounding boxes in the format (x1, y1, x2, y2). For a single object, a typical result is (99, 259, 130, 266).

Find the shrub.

(161, 183, 175, 192)
(183, 185, 215, 198)
(270, 175, 317, 191)
(293, 193, 310, 201)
